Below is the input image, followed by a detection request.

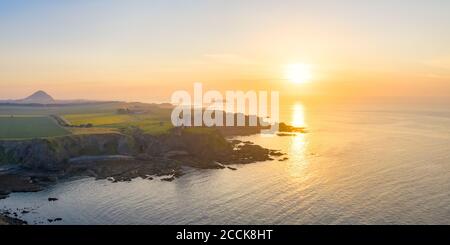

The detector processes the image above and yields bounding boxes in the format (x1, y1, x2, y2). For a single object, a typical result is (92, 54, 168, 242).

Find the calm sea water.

(1, 102, 450, 224)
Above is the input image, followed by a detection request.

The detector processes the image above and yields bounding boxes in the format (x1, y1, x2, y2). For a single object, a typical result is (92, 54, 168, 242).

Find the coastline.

(0, 122, 304, 224)
(0, 125, 292, 197)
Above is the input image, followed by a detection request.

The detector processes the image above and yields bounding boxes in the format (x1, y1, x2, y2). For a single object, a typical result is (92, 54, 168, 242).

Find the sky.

(0, 0, 449, 102)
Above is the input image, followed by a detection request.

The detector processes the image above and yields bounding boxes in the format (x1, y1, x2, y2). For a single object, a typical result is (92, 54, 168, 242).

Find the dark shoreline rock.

(161, 176, 175, 182)
(0, 214, 27, 225)
(0, 174, 44, 199)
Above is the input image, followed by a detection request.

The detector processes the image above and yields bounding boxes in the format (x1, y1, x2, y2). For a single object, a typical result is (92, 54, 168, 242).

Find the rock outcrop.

(0, 133, 135, 170)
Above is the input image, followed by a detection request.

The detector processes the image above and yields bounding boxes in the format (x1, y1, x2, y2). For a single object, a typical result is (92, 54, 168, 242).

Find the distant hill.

(0, 90, 102, 105)
(18, 90, 55, 104)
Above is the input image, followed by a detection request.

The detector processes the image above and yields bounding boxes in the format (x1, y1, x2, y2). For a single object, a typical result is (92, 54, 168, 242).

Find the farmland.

(0, 116, 70, 139)
(0, 102, 175, 139)
(62, 113, 173, 135)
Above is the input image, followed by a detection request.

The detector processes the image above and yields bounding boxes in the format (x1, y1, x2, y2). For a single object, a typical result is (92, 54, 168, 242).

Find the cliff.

(0, 133, 135, 170)
(0, 128, 236, 170)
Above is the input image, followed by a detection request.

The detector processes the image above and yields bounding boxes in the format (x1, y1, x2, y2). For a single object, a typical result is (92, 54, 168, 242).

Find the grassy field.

(63, 113, 135, 125)
(0, 116, 70, 139)
(63, 112, 173, 135)
(0, 102, 124, 115)
(0, 101, 171, 116)
(0, 102, 175, 138)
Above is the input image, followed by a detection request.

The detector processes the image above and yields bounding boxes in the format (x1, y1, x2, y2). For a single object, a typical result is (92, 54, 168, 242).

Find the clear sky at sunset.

(0, 0, 449, 102)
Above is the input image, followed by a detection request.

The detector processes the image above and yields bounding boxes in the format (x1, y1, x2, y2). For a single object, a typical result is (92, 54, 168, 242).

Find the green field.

(0, 102, 175, 138)
(0, 102, 126, 116)
(63, 112, 173, 135)
(0, 116, 70, 139)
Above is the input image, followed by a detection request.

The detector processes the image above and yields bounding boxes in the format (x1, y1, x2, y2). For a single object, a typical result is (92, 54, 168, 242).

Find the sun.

(285, 63, 312, 84)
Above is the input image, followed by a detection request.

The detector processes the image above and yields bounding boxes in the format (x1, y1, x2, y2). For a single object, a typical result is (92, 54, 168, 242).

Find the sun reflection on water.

(291, 103, 306, 128)
(287, 103, 309, 177)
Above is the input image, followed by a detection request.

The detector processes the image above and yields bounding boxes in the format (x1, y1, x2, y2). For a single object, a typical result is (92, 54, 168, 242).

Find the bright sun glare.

(285, 63, 312, 84)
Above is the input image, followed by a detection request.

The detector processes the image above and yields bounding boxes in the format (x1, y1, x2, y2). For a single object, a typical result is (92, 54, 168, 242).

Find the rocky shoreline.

(0, 138, 285, 199)
(0, 124, 301, 224)
(0, 126, 288, 198)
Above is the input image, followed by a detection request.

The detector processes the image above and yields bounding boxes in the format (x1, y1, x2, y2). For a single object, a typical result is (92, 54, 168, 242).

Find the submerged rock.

(47, 218, 63, 223)
(269, 150, 285, 156)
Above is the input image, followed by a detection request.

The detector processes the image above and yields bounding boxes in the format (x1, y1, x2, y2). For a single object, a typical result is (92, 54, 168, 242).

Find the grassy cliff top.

(0, 116, 70, 139)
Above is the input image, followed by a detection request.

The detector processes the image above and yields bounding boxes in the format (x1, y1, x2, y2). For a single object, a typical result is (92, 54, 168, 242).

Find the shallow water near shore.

(1, 101, 450, 225)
